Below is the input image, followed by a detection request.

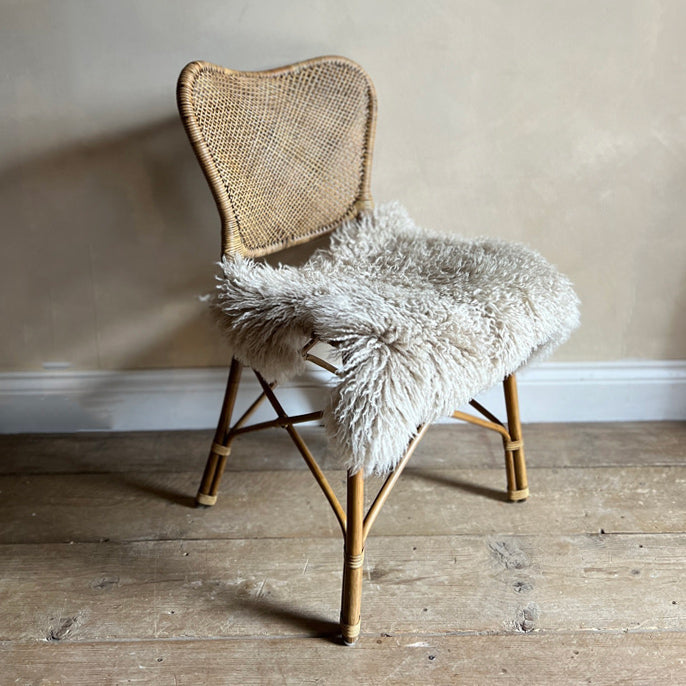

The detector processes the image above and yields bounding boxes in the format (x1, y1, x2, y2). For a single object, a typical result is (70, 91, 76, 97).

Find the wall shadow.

(0, 117, 228, 373)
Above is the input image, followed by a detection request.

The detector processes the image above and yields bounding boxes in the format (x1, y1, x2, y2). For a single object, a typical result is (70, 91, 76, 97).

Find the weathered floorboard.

(0, 424, 683, 683)
(0, 466, 683, 544)
(1, 422, 683, 474)
(2, 632, 685, 685)
(1, 534, 683, 642)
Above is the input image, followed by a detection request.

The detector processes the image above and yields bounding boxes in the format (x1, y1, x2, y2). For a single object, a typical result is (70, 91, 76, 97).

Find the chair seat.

(212, 203, 580, 475)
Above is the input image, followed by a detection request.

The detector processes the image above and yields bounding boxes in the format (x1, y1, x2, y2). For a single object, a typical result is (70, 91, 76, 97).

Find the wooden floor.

(1, 422, 684, 684)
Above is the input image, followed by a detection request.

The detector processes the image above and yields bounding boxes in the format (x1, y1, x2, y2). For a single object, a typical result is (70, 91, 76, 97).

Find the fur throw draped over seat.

(212, 203, 580, 475)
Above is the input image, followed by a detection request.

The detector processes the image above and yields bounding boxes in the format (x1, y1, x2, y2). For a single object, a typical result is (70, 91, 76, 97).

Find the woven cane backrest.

(177, 57, 377, 258)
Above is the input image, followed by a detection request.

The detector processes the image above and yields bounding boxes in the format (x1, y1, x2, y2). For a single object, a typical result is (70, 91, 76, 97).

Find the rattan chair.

(177, 57, 542, 645)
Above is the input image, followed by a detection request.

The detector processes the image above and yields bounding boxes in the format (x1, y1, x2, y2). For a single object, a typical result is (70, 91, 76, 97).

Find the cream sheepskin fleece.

(212, 203, 580, 475)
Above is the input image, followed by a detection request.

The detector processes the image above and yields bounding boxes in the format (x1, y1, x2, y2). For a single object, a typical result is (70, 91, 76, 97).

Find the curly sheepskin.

(212, 203, 580, 475)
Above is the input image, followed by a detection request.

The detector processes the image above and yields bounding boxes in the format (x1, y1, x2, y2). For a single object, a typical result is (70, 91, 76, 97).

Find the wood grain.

(2, 422, 684, 474)
(2, 632, 685, 685)
(0, 466, 683, 544)
(1, 424, 683, 684)
(1, 533, 683, 642)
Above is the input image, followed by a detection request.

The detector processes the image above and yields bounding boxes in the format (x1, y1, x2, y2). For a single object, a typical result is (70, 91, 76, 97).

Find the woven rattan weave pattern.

(177, 57, 377, 258)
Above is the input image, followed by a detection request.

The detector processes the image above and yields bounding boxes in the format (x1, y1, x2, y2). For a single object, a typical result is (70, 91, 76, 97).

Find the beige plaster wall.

(1, 0, 685, 371)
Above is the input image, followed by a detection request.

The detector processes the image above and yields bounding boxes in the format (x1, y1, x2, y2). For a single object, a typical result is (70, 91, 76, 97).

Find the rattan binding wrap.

(177, 57, 377, 258)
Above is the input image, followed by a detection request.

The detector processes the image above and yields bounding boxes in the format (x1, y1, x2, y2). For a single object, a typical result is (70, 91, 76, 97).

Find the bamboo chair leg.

(340, 469, 365, 645)
(503, 373, 529, 501)
(196, 358, 242, 506)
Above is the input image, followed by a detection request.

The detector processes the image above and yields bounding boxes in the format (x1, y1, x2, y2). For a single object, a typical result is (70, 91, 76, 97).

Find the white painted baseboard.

(0, 361, 684, 433)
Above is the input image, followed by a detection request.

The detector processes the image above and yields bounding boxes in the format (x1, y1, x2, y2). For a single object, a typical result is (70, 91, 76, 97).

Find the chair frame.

(177, 57, 529, 645)
(196, 346, 528, 644)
